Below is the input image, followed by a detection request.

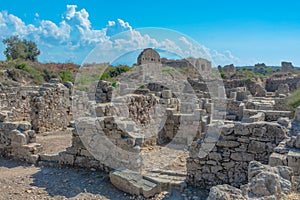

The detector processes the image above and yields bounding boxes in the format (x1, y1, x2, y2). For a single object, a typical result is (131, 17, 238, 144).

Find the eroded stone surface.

(109, 168, 160, 198)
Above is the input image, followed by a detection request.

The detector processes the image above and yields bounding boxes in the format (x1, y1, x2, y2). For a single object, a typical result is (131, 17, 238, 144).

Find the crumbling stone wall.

(223, 64, 235, 73)
(187, 122, 287, 188)
(270, 135, 300, 175)
(243, 109, 292, 122)
(161, 58, 211, 73)
(30, 82, 71, 133)
(266, 76, 300, 92)
(0, 120, 42, 163)
(223, 79, 266, 97)
(0, 82, 72, 133)
(281, 61, 294, 72)
(0, 86, 39, 121)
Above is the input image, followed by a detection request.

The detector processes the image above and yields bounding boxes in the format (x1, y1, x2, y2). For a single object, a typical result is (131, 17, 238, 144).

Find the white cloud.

(211, 50, 240, 66)
(0, 5, 240, 65)
(105, 18, 132, 36)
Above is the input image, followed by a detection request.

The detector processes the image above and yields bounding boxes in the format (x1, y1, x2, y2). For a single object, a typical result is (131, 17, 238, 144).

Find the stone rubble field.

(1, 51, 300, 200)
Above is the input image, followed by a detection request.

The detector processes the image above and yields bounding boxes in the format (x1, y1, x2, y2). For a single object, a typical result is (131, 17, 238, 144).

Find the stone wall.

(281, 61, 294, 72)
(223, 64, 235, 73)
(266, 76, 300, 92)
(243, 109, 292, 122)
(187, 122, 287, 188)
(223, 79, 266, 97)
(0, 120, 42, 163)
(0, 86, 39, 121)
(30, 82, 71, 133)
(270, 135, 300, 175)
(0, 82, 72, 133)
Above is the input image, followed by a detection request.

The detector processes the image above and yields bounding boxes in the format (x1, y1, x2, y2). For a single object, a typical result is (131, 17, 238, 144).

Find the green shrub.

(112, 81, 118, 87)
(42, 68, 57, 82)
(59, 70, 74, 83)
(288, 89, 300, 110)
(220, 72, 225, 79)
(15, 62, 27, 70)
(101, 65, 131, 80)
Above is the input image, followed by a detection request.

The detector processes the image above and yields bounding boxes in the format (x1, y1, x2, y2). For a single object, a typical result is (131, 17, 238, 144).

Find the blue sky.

(1, 0, 300, 66)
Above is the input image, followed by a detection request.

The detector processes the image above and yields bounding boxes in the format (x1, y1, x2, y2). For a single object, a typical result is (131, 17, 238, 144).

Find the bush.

(42, 68, 57, 82)
(288, 89, 300, 110)
(59, 70, 74, 83)
(112, 81, 118, 87)
(101, 65, 131, 80)
(15, 62, 27, 70)
(220, 72, 225, 79)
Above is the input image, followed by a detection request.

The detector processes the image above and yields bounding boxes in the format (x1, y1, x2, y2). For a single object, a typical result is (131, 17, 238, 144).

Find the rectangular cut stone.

(110, 168, 161, 198)
(269, 152, 287, 167)
(287, 150, 300, 174)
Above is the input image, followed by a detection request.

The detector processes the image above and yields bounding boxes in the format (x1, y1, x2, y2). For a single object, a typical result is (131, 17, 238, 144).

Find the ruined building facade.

(137, 48, 161, 65)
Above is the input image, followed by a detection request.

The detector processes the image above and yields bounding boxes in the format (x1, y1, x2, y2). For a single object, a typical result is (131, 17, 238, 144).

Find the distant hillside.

(0, 60, 79, 86)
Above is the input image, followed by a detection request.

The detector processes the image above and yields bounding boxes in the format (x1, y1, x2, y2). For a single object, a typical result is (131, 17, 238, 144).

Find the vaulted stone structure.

(137, 48, 161, 65)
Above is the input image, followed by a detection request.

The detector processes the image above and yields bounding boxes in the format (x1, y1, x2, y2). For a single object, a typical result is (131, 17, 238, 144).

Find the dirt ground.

(0, 132, 206, 200)
(3, 132, 298, 200)
(36, 130, 73, 154)
(0, 158, 209, 200)
(0, 158, 130, 200)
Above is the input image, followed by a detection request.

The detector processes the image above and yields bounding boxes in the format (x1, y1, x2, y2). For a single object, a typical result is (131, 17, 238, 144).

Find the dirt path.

(0, 158, 209, 200)
(36, 130, 72, 154)
(0, 158, 131, 200)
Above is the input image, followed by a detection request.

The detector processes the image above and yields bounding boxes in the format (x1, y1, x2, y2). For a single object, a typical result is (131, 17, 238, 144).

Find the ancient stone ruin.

(1, 48, 300, 199)
(281, 61, 294, 72)
(137, 48, 161, 65)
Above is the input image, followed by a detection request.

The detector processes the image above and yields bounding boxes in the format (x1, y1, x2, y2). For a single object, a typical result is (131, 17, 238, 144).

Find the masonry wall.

(30, 83, 71, 133)
(187, 122, 287, 188)
(266, 76, 300, 92)
(0, 86, 39, 121)
(0, 121, 42, 163)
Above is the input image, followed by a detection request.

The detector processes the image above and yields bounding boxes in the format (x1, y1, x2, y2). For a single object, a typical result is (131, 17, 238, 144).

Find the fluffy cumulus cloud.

(0, 5, 240, 65)
(106, 18, 132, 37)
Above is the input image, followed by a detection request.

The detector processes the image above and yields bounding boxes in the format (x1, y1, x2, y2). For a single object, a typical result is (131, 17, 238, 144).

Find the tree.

(2, 36, 40, 61)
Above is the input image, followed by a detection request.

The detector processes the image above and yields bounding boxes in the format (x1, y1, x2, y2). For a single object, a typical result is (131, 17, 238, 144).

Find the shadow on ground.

(30, 165, 127, 199)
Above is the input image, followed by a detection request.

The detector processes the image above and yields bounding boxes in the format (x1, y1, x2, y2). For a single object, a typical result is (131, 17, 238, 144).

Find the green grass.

(162, 66, 181, 77)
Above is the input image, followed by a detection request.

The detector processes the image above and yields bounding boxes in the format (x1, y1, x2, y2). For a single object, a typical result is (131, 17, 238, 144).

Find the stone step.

(110, 167, 188, 198)
(110, 167, 160, 198)
(145, 170, 187, 192)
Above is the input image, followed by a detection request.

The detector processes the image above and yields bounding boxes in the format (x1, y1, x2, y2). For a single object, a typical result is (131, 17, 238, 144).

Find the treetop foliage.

(2, 36, 40, 61)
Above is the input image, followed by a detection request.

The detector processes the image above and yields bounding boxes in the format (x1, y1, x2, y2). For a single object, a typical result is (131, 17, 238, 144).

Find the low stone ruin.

(0, 79, 72, 133)
(207, 161, 294, 200)
(187, 122, 287, 188)
(1, 56, 300, 199)
(0, 120, 42, 164)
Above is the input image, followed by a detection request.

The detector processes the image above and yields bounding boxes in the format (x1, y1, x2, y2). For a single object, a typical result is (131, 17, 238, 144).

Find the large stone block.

(287, 150, 300, 174)
(207, 184, 247, 200)
(109, 168, 161, 198)
(269, 152, 287, 167)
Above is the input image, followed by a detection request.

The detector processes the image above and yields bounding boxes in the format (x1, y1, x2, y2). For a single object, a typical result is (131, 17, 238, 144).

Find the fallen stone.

(207, 184, 247, 200)
(109, 168, 161, 198)
(247, 161, 293, 197)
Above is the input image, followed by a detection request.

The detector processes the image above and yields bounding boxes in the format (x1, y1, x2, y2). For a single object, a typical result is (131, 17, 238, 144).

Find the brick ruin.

(0, 49, 300, 198)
